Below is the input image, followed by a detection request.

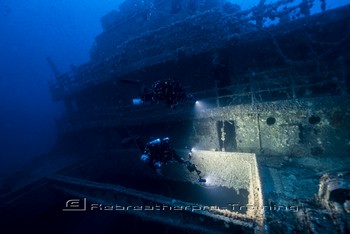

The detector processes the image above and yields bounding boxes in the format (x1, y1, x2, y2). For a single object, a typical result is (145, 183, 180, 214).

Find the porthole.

(266, 117, 276, 126)
(309, 116, 321, 125)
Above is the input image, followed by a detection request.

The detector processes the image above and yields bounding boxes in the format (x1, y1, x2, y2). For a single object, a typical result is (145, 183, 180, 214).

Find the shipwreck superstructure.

(1, 0, 350, 233)
(50, 0, 350, 162)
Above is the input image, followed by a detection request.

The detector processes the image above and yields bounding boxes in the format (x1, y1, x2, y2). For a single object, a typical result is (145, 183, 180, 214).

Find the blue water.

(0, 0, 121, 176)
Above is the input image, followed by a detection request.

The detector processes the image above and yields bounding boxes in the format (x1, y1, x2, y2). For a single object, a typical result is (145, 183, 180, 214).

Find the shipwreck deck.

(49, 2, 350, 101)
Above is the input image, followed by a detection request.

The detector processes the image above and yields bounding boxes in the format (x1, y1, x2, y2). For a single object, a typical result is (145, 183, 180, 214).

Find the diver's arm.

(172, 150, 186, 164)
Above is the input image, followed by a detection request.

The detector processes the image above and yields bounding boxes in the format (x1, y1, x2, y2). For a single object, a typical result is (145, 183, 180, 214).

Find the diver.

(141, 78, 194, 108)
(140, 137, 204, 182)
(121, 77, 194, 108)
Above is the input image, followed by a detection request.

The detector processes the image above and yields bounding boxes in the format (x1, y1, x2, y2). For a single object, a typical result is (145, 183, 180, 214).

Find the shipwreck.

(1, 0, 350, 233)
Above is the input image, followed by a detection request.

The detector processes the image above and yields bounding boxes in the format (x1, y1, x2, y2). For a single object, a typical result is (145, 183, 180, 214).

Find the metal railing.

(55, 72, 348, 133)
(49, 0, 339, 101)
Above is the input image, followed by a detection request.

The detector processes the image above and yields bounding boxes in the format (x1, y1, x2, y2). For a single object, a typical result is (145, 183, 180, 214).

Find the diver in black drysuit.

(141, 78, 193, 108)
(137, 137, 204, 182)
(120, 77, 194, 108)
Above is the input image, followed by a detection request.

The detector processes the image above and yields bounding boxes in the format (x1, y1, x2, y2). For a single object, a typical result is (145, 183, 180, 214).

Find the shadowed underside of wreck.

(1, 1, 350, 233)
